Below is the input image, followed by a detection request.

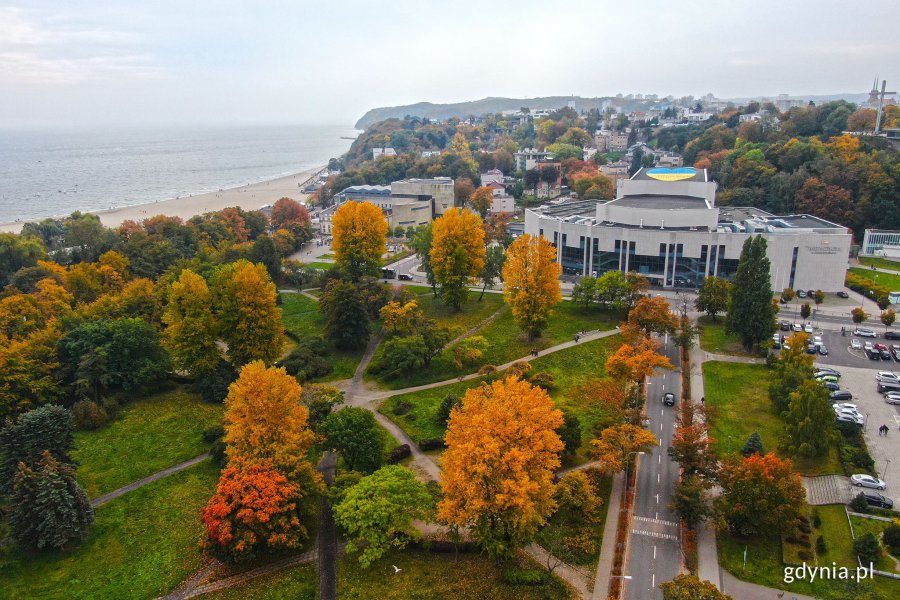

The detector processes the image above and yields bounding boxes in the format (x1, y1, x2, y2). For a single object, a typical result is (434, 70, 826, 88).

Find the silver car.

(851, 474, 887, 490)
(884, 395, 900, 405)
(851, 338, 862, 350)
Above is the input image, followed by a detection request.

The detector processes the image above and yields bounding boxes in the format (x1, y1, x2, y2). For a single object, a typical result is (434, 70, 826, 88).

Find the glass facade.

(862, 231, 900, 255)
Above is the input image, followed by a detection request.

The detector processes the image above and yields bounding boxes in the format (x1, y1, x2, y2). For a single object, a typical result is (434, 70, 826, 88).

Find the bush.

(850, 492, 870, 513)
(502, 568, 544, 585)
(812, 509, 822, 528)
(797, 550, 813, 561)
(203, 425, 225, 443)
(529, 371, 555, 389)
(436, 393, 461, 424)
(853, 532, 882, 564)
(419, 438, 446, 451)
(387, 444, 412, 464)
(71, 400, 109, 431)
(210, 439, 227, 467)
(506, 361, 532, 379)
(280, 336, 333, 381)
(478, 364, 498, 375)
(798, 521, 811, 534)
(194, 360, 237, 403)
(100, 398, 120, 421)
(883, 524, 900, 555)
(392, 400, 413, 416)
(816, 535, 827, 555)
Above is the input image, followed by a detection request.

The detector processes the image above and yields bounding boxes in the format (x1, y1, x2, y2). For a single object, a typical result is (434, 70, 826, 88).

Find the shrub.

(850, 492, 870, 513)
(812, 509, 822, 528)
(71, 400, 108, 431)
(210, 439, 227, 467)
(280, 336, 333, 381)
(816, 535, 827, 555)
(419, 438, 446, 451)
(853, 532, 881, 564)
(502, 568, 544, 585)
(883, 524, 900, 555)
(797, 550, 813, 561)
(798, 521, 811, 534)
(506, 361, 532, 379)
(100, 398, 120, 421)
(194, 360, 237, 403)
(530, 371, 555, 389)
(563, 530, 597, 555)
(387, 444, 412, 464)
(203, 425, 225, 443)
(392, 400, 413, 416)
(478, 364, 498, 375)
(436, 393, 461, 424)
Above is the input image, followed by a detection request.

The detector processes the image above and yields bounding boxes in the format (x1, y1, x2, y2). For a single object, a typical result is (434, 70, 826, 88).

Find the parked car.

(833, 402, 859, 412)
(806, 344, 818, 354)
(397, 273, 413, 281)
(780, 321, 791, 331)
(818, 345, 829, 356)
(885, 331, 900, 340)
(807, 290, 817, 298)
(662, 392, 676, 406)
(771, 334, 781, 349)
(892, 344, 900, 361)
(792, 323, 803, 332)
(804, 324, 814, 334)
(856, 490, 894, 509)
(851, 474, 887, 490)
(877, 381, 900, 393)
(854, 328, 877, 337)
(876, 371, 898, 380)
(817, 374, 839, 383)
(868, 348, 882, 360)
(836, 413, 864, 426)
(816, 367, 841, 377)
(797, 290, 807, 298)
(813, 335, 823, 346)
(884, 394, 900, 405)
(851, 338, 863, 350)
(837, 291, 850, 298)
(822, 381, 840, 391)
(830, 390, 853, 401)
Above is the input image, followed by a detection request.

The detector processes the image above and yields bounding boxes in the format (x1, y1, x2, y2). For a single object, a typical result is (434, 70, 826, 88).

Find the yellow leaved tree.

(331, 201, 388, 280)
(438, 376, 563, 559)
(591, 423, 658, 474)
(502, 233, 562, 340)
(430, 208, 485, 310)
(162, 269, 221, 377)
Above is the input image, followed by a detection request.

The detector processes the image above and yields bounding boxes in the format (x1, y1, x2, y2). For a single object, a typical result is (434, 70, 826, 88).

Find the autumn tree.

(331, 201, 388, 280)
(726, 236, 775, 351)
(430, 208, 486, 309)
(271, 197, 311, 236)
(605, 338, 674, 385)
(881, 309, 896, 328)
(379, 300, 423, 336)
(469, 186, 494, 217)
(333, 465, 434, 567)
(717, 452, 806, 537)
(851, 307, 868, 323)
(322, 407, 385, 474)
(502, 233, 562, 340)
(769, 332, 815, 413)
(212, 260, 285, 367)
(223, 361, 319, 487)
(201, 463, 308, 562)
(661, 575, 733, 600)
(668, 422, 718, 481)
(695, 276, 731, 320)
(438, 377, 564, 559)
(11, 451, 94, 551)
(628, 296, 679, 337)
(591, 423, 657, 474)
(671, 474, 716, 528)
(162, 269, 221, 377)
(0, 323, 63, 420)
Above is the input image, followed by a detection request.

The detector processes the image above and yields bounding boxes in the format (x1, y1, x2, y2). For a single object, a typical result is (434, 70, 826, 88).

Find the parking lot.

(776, 322, 900, 370)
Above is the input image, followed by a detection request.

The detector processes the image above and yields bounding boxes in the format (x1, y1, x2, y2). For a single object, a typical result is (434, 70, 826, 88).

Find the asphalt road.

(625, 337, 682, 600)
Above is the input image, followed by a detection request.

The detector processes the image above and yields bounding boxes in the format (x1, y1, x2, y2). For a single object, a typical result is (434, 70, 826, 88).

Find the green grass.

(72, 388, 223, 498)
(859, 256, 900, 271)
(702, 362, 841, 475)
(850, 515, 900, 573)
(380, 336, 621, 466)
(303, 261, 334, 270)
(372, 301, 619, 390)
(279, 292, 364, 381)
(697, 316, 757, 356)
(719, 505, 900, 598)
(1, 461, 219, 600)
(413, 291, 505, 339)
(849, 267, 900, 292)
(536, 474, 613, 567)
(204, 548, 572, 600)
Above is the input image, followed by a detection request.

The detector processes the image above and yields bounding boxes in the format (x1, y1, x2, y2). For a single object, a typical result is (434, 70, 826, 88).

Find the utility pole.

(874, 79, 897, 134)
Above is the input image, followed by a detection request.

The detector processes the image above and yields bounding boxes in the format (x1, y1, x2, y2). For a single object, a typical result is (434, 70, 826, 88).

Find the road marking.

(655, 511, 658, 520)
(632, 529, 679, 541)
(658, 455, 661, 464)
(634, 516, 679, 527)
(657, 473, 660, 484)
(653, 545, 657, 559)
(652, 573, 656, 588)
(655, 493, 660, 504)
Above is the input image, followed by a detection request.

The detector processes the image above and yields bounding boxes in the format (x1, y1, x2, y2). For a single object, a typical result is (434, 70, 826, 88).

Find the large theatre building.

(524, 167, 852, 292)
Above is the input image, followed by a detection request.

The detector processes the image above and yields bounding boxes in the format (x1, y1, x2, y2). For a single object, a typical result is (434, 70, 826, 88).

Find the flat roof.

(631, 167, 707, 183)
(612, 194, 708, 210)
(776, 214, 844, 229)
(534, 200, 598, 219)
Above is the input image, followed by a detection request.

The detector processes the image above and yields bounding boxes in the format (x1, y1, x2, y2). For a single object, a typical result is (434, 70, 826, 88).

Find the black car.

(837, 291, 850, 299)
(818, 345, 829, 356)
(885, 331, 900, 340)
(806, 344, 818, 354)
(822, 381, 840, 391)
(892, 345, 900, 361)
(780, 321, 791, 331)
(830, 390, 853, 401)
(881, 349, 892, 360)
(868, 349, 882, 360)
(857, 490, 894, 509)
(662, 392, 676, 406)
(397, 273, 413, 281)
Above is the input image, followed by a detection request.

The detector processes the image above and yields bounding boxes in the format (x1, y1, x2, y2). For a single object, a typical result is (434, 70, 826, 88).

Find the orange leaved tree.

(502, 233, 562, 340)
(438, 376, 563, 559)
(605, 338, 674, 385)
(430, 208, 485, 310)
(201, 463, 308, 562)
(331, 201, 388, 280)
(223, 361, 319, 487)
(591, 423, 658, 474)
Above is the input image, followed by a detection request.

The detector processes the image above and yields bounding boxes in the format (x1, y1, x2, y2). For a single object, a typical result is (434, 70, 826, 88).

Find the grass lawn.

(279, 292, 363, 381)
(303, 261, 334, 270)
(702, 362, 841, 475)
(536, 473, 613, 567)
(380, 336, 621, 466)
(849, 267, 900, 291)
(859, 256, 900, 271)
(372, 301, 620, 390)
(850, 515, 900, 573)
(413, 290, 505, 339)
(204, 547, 573, 600)
(72, 388, 223, 498)
(697, 316, 757, 357)
(719, 504, 900, 597)
(1, 461, 219, 600)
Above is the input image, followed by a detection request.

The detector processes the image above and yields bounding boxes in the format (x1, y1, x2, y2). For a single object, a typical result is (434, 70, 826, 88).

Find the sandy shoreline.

(0, 166, 324, 234)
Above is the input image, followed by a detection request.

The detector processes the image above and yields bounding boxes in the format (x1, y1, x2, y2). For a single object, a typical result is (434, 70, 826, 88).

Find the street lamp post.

(623, 451, 646, 498)
(884, 458, 892, 481)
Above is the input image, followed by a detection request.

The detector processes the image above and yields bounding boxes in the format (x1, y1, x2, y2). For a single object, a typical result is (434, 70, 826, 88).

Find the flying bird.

(392, 565, 401, 574)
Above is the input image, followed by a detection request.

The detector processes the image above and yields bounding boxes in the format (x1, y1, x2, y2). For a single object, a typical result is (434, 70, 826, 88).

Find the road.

(625, 337, 682, 600)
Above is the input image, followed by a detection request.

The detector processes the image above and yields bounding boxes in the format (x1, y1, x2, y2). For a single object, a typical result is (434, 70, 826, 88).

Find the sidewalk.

(591, 472, 623, 600)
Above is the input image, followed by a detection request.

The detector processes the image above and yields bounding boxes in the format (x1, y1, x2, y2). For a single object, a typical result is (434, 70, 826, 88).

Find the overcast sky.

(2, 0, 897, 128)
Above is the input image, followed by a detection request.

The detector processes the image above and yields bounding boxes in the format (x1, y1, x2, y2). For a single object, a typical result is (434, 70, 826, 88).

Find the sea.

(0, 124, 358, 223)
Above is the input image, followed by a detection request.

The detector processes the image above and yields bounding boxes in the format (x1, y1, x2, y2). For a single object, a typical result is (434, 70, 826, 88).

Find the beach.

(0, 166, 324, 234)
